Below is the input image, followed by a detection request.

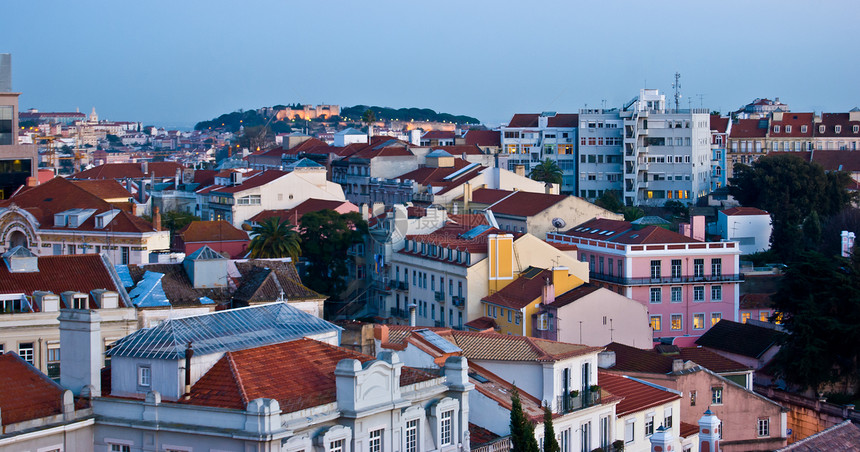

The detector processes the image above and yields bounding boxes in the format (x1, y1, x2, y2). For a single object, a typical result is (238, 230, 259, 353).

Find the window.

(836, 125, 842, 134)
(508, 310, 512, 323)
(73, 296, 87, 309)
(624, 421, 635, 444)
(645, 415, 654, 436)
(711, 285, 722, 301)
(671, 314, 682, 330)
(405, 419, 419, 452)
(650, 315, 661, 331)
(671, 287, 682, 303)
(711, 312, 722, 326)
(712, 387, 723, 405)
(802, 125, 809, 133)
(370, 429, 384, 452)
(773, 125, 780, 133)
(694, 259, 704, 277)
(760, 311, 770, 322)
(757, 418, 770, 437)
(694, 286, 705, 302)
(711, 258, 722, 276)
(121, 246, 130, 265)
(441, 410, 453, 446)
(650, 260, 661, 279)
(330, 439, 344, 452)
(742, 312, 751, 323)
(47, 346, 61, 380)
(538, 313, 549, 331)
(664, 407, 673, 428)
(671, 259, 682, 278)
(690, 390, 697, 406)
(18, 342, 34, 365)
(693, 314, 705, 330)
(650, 288, 662, 303)
(110, 445, 131, 452)
(138, 365, 152, 387)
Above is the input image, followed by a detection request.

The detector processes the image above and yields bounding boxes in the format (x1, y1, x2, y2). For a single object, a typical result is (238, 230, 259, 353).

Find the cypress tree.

(510, 385, 540, 452)
(542, 405, 560, 452)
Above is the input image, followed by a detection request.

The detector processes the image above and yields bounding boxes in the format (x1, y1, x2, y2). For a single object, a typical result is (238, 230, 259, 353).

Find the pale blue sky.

(3, 0, 859, 128)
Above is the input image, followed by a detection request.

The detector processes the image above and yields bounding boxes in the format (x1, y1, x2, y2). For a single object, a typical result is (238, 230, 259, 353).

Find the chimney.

(515, 165, 525, 177)
(175, 168, 181, 189)
(545, 182, 553, 195)
(463, 182, 472, 212)
(141, 161, 148, 176)
(698, 409, 722, 452)
(649, 425, 675, 452)
(542, 276, 556, 306)
(59, 309, 102, 397)
(691, 215, 705, 241)
(408, 303, 417, 326)
(183, 341, 194, 397)
(25, 176, 39, 187)
(153, 206, 162, 231)
(841, 230, 856, 258)
(360, 203, 370, 220)
(672, 359, 685, 373)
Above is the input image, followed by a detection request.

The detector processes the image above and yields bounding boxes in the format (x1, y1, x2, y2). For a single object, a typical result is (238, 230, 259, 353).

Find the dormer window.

(854, 125, 859, 133)
(835, 125, 842, 134)
(773, 125, 780, 133)
(785, 125, 791, 133)
(73, 295, 87, 310)
(820, 125, 826, 133)
(801, 125, 808, 133)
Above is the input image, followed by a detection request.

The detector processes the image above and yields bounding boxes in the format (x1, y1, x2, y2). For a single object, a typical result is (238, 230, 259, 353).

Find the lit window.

(671, 314, 682, 330)
(538, 313, 549, 331)
(711, 312, 722, 326)
(693, 314, 705, 330)
(741, 312, 751, 323)
(760, 311, 770, 322)
(650, 316, 662, 331)
(690, 390, 697, 406)
(757, 418, 770, 437)
(712, 387, 723, 405)
(441, 410, 453, 446)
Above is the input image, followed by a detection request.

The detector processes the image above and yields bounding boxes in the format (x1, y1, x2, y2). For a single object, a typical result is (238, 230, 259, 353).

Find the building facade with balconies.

(500, 112, 578, 193)
(547, 218, 742, 343)
(577, 109, 625, 200)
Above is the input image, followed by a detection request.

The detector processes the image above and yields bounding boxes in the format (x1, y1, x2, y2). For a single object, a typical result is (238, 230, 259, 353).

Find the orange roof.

(710, 115, 730, 133)
(178, 220, 249, 243)
(483, 267, 552, 309)
(0, 254, 128, 306)
(815, 113, 860, 138)
(208, 170, 286, 194)
(770, 113, 814, 137)
(182, 338, 437, 412)
(464, 130, 501, 147)
(721, 206, 769, 216)
(0, 353, 68, 425)
(73, 179, 133, 201)
(486, 191, 569, 217)
(729, 118, 768, 139)
(597, 371, 680, 416)
(72, 162, 185, 180)
(564, 218, 699, 245)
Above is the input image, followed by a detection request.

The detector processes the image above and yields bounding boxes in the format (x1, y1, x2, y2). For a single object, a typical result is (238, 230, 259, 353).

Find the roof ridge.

(226, 352, 250, 407)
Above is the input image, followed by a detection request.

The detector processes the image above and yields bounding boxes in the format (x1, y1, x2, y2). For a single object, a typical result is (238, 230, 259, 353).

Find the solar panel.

(416, 329, 461, 354)
(460, 224, 491, 240)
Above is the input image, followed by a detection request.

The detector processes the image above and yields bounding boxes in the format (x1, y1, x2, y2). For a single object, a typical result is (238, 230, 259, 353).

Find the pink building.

(547, 218, 742, 343)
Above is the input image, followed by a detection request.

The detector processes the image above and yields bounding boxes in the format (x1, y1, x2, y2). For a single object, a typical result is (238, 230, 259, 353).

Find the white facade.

(717, 211, 772, 255)
(334, 128, 368, 146)
(577, 109, 625, 200)
(500, 113, 578, 193)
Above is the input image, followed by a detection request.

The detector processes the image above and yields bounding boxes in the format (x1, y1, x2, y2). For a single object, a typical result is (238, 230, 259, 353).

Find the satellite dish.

(552, 218, 567, 229)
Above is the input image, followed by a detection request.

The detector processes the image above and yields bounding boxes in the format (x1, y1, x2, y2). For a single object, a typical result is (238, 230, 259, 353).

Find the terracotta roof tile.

(127, 263, 232, 306)
(72, 162, 185, 180)
(604, 342, 750, 374)
(679, 421, 699, 438)
(721, 206, 769, 216)
(73, 179, 133, 201)
(249, 199, 355, 224)
(710, 115, 730, 133)
(429, 145, 486, 156)
(730, 119, 769, 138)
(548, 283, 601, 308)
(507, 114, 578, 128)
(597, 371, 679, 416)
(695, 320, 785, 359)
(811, 150, 860, 173)
(0, 352, 66, 425)
(483, 267, 553, 310)
(183, 339, 438, 412)
(0, 254, 126, 305)
(563, 218, 699, 245)
(740, 293, 774, 310)
(463, 316, 498, 331)
(487, 191, 570, 218)
(777, 420, 860, 451)
(469, 423, 502, 446)
(234, 259, 323, 301)
(770, 113, 814, 137)
(464, 130, 501, 147)
(178, 220, 249, 243)
(814, 113, 860, 138)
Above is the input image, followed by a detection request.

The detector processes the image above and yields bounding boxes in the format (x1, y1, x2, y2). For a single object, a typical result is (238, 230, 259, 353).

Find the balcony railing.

(451, 295, 465, 307)
(434, 291, 446, 302)
(590, 272, 744, 286)
(389, 307, 408, 319)
(556, 387, 602, 414)
(392, 281, 409, 291)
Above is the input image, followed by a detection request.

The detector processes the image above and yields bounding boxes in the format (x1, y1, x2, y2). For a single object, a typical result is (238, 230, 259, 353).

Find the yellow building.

(480, 266, 584, 336)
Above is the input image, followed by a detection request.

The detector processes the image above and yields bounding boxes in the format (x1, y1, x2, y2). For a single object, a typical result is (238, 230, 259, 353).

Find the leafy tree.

(542, 405, 559, 452)
(238, 125, 271, 151)
(663, 200, 689, 218)
(594, 190, 623, 213)
(299, 210, 367, 299)
(247, 217, 302, 261)
(162, 211, 200, 233)
(770, 250, 860, 392)
(529, 159, 563, 185)
(622, 206, 644, 222)
(510, 385, 539, 452)
(729, 154, 856, 261)
(106, 134, 122, 145)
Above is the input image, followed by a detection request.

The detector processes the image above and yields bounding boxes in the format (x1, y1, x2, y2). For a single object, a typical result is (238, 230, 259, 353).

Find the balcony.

(374, 280, 391, 294)
(389, 307, 408, 319)
(393, 281, 409, 291)
(451, 295, 465, 307)
(590, 272, 744, 286)
(557, 387, 602, 414)
(435, 291, 446, 302)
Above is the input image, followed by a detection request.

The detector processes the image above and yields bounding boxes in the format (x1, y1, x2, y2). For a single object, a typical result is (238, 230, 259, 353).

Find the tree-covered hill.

(340, 105, 480, 124)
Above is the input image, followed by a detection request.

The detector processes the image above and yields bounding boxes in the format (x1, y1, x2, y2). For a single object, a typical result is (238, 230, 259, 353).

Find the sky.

(3, 0, 860, 129)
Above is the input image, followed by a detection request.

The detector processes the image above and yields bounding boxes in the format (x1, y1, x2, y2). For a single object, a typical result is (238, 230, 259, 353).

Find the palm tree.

(362, 109, 376, 139)
(247, 217, 302, 261)
(529, 158, 563, 185)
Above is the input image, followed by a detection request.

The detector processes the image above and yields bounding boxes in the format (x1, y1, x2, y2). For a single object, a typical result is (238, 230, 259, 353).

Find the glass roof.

(416, 329, 461, 354)
(107, 302, 341, 360)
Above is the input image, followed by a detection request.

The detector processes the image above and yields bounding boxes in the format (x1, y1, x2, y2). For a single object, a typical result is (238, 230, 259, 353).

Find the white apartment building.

(577, 109, 625, 199)
(500, 112, 578, 193)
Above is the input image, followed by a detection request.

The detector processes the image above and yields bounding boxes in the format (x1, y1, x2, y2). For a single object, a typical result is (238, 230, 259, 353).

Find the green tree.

(106, 134, 122, 146)
(594, 190, 623, 213)
(542, 405, 560, 452)
(770, 250, 860, 392)
(622, 206, 645, 222)
(248, 217, 302, 261)
(510, 385, 540, 452)
(362, 109, 376, 132)
(162, 211, 201, 233)
(238, 125, 271, 151)
(529, 159, 563, 185)
(299, 210, 368, 299)
(729, 154, 856, 261)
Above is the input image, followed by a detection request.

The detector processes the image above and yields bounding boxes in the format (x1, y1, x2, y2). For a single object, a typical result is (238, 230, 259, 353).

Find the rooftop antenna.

(697, 94, 705, 108)
(672, 72, 682, 111)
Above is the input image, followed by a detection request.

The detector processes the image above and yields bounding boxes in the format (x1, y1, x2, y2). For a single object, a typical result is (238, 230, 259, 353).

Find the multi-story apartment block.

(577, 109, 624, 199)
(0, 54, 37, 199)
(500, 112, 578, 193)
(767, 112, 814, 153)
(726, 118, 768, 180)
(618, 89, 712, 206)
(813, 110, 860, 151)
(709, 115, 730, 191)
(547, 218, 742, 343)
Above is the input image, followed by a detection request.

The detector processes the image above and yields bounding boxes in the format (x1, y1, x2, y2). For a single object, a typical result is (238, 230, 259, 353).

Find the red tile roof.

(178, 220, 249, 243)
(0, 352, 67, 425)
(507, 114, 579, 128)
(72, 162, 185, 180)
(464, 130, 501, 147)
(487, 191, 570, 218)
(811, 150, 860, 173)
(721, 206, 769, 216)
(182, 338, 437, 412)
(403, 222, 501, 256)
(464, 188, 514, 205)
(778, 420, 860, 451)
(597, 371, 679, 416)
(428, 144, 486, 155)
(710, 115, 730, 133)
(564, 218, 699, 245)
(814, 113, 860, 138)
(398, 159, 475, 185)
(548, 283, 600, 308)
(604, 342, 750, 374)
(679, 421, 699, 438)
(463, 316, 498, 331)
(770, 113, 814, 137)
(740, 293, 774, 310)
(0, 254, 126, 306)
(0, 177, 156, 234)
(729, 119, 768, 139)
(483, 267, 552, 309)
(73, 179, 133, 201)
